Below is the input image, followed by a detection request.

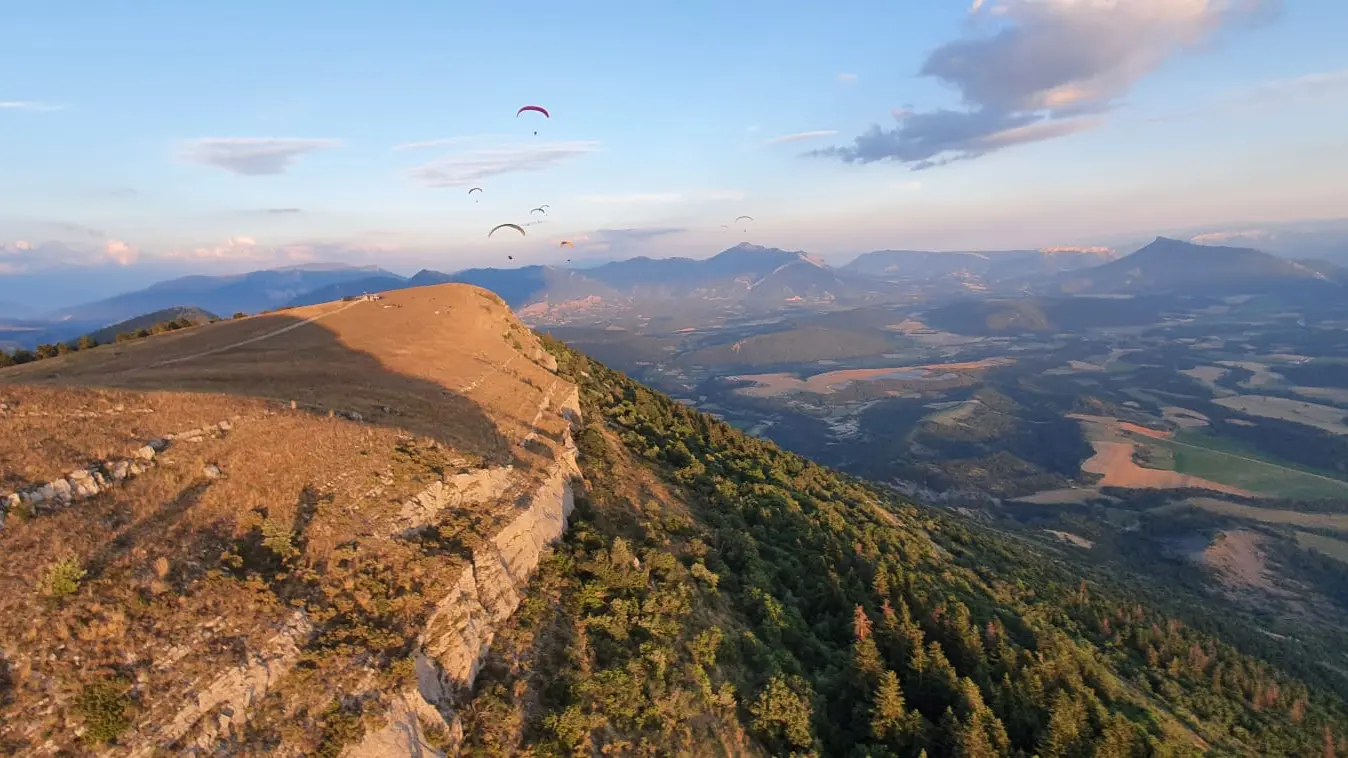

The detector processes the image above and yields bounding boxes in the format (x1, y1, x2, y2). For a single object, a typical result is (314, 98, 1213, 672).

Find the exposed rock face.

(345, 424, 581, 758)
(394, 466, 517, 535)
(127, 613, 315, 757)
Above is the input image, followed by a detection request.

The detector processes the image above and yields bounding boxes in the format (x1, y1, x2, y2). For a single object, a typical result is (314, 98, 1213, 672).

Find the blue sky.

(2, 0, 1347, 303)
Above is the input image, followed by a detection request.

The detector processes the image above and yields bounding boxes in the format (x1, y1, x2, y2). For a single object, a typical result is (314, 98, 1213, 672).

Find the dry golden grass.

(0, 283, 579, 755)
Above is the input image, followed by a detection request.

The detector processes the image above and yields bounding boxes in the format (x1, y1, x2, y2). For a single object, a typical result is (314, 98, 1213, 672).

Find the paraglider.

(559, 240, 574, 248)
(530, 207, 547, 215)
(517, 105, 550, 135)
(488, 223, 526, 238)
(735, 215, 754, 223)
(469, 187, 483, 203)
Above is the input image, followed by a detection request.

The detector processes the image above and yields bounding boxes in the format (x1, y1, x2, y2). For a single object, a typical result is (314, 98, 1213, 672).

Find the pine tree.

(853, 605, 885, 685)
(1039, 690, 1088, 758)
(871, 671, 908, 742)
(1092, 712, 1141, 758)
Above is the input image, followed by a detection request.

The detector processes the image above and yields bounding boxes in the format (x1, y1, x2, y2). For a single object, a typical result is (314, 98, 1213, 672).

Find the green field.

(1144, 431, 1348, 500)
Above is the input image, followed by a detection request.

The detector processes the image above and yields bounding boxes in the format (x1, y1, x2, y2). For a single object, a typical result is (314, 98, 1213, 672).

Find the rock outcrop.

(345, 422, 581, 758)
(0, 418, 236, 529)
(127, 612, 315, 757)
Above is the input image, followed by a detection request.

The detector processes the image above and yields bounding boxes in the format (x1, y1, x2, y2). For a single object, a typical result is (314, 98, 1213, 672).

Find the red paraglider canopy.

(516, 105, 550, 118)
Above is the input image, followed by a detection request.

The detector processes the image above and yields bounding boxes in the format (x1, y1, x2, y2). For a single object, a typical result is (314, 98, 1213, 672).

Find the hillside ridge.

(0, 283, 586, 756)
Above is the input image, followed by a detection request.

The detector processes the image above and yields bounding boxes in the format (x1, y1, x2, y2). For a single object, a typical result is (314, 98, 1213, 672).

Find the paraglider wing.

(488, 223, 526, 238)
(559, 240, 574, 248)
(539, 204, 550, 209)
(468, 187, 483, 194)
(735, 215, 754, 223)
(516, 105, 550, 118)
(530, 207, 546, 215)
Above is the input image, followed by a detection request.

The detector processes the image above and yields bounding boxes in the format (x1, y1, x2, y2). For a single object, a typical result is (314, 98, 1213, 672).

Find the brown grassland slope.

(0, 283, 583, 756)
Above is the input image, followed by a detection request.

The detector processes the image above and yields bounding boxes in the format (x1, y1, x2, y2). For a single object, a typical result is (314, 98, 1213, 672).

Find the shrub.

(75, 679, 132, 745)
(41, 556, 87, 598)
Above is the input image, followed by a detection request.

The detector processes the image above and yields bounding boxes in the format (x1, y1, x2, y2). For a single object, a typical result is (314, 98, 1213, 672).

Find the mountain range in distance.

(2, 237, 1344, 349)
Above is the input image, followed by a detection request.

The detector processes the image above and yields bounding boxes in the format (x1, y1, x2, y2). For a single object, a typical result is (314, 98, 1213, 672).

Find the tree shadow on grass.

(1, 313, 517, 467)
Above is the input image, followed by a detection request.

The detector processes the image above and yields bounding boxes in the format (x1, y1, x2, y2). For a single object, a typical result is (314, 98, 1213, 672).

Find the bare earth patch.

(1291, 386, 1348, 406)
(731, 358, 1012, 397)
(1044, 530, 1095, 549)
(1080, 441, 1255, 496)
(1198, 530, 1280, 593)
(1161, 406, 1210, 428)
(1213, 395, 1348, 436)
(1181, 365, 1231, 395)
(1186, 498, 1348, 534)
(1217, 360, 1286, 390)
(1068, 415, 1255, 497)
(1012, 487, 1117, 505)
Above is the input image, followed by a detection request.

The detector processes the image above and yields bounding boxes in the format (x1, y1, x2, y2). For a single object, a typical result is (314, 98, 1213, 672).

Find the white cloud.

(766, 130, 838, 145)
(180, 137, 344, 176)
(0, 101, 63, 111)
(407, 141, 599, 187)
(167, 236, 264, 261)
(818, 0, 1272, 167)
(104, 239, 138, 266)
(838, 73, 858, 84)
(0, 239, 126, 272)
(160, 237, 404, 265)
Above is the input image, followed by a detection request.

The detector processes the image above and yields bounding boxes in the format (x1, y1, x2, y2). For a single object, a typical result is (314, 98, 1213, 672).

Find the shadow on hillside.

(2, 312, 517, 467)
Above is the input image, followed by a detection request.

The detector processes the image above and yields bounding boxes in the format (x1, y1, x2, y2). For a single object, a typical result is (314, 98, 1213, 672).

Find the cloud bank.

(180, 137, 344, 175)
(1, 238, 139, 272)
(408, 141, 600, 187)
(816, 0, 1273, 168)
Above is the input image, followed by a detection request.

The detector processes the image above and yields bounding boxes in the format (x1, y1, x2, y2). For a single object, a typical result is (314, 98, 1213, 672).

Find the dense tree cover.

(0, 316, 205, 367)
(456, 335, 1347, 756)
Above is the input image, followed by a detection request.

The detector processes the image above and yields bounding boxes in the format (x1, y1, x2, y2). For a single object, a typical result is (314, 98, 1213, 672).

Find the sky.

(3, 0, 1348, 306)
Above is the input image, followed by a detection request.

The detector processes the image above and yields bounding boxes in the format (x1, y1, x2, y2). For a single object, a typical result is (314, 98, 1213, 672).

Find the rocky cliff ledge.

(347, 420, 580, 757)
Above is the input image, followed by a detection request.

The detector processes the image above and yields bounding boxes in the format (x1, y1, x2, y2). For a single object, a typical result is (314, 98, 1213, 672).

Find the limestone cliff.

(347, 423, 580, 757)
